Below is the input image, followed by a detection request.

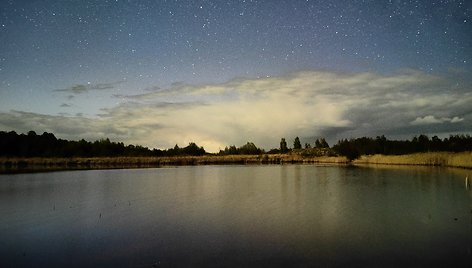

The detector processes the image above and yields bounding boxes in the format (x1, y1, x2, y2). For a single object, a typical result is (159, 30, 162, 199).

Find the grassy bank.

(1, 152, 470, 173)
(354, 151, 472, 169)
(0, 154, 348, 173)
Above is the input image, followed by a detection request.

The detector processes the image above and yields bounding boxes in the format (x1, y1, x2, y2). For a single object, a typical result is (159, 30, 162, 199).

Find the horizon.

(1, 0, 471, 152)
(2, 129, 471, 154)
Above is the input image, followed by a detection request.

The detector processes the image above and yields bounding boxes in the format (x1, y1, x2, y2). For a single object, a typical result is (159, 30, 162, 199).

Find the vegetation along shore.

(353, 152, 472, 169)
(0, 154, 348, 173)
(1, 130, 471, 173)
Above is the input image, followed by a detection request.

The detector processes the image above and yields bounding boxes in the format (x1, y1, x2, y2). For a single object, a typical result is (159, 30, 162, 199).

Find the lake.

(0, 165, 471, 267)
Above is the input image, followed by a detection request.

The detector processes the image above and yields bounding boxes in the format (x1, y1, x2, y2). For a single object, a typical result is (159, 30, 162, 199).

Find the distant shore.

(1, 152, 471, 173)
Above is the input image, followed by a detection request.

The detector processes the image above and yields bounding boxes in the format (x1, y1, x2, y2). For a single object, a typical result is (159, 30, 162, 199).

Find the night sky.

(1, 0, 471, 151)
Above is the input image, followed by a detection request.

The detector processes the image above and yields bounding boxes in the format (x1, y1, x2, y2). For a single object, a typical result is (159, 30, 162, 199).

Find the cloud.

(410, 115, 443, 125)
(410, 115, 464, 125)
(450, 116, 464, 123)
(0, 110, 127, 141)
(54, 81, 125, 95)
(60, 103, 71, 107)
(2, 70, 471, 152)
(143, 85, 161, 92)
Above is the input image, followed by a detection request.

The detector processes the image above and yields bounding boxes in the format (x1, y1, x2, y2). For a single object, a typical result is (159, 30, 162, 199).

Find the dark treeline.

(333, 134, 472, 160)
(218, 142, 263, 155)
(1, 131, 472, 159)
(0, 131, 206, 157)
(160, 143, 206, 157)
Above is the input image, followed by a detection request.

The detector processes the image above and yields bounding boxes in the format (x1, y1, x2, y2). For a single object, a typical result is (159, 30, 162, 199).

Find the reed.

(354, 152, 472, 169)
(0, 154, 349, 173)
(2, 152, 469, 173)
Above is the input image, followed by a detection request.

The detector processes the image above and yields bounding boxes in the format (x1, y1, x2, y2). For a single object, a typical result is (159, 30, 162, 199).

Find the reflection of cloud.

(1, 70, 471, 152)
(54, 81, 125, 95)
(60, 103, 71, 107)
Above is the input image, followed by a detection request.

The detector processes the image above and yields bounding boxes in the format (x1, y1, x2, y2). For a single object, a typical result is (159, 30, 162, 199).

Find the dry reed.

(0, 154, 348, 173)
(354, 152, 472, 169)
(2, 152, 470, 173)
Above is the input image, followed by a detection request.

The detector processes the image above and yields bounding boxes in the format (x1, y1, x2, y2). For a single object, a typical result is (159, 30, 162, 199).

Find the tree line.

(218, 137, 329, 155)
(332, 134, 472, 160)
(0, 131, 205, 157)
(218, 142, 263, 155)
(1, 130, 471, 159)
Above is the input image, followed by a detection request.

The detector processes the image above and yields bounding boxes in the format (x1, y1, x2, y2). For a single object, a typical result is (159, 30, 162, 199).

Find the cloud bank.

(1, 70, 471, 152)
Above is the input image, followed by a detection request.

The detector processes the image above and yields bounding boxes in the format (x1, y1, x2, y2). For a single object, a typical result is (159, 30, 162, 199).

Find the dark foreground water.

(0, 165, 471, 267)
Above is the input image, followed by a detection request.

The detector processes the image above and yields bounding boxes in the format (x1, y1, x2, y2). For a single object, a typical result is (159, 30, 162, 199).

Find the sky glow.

(0, 0, 471, 151)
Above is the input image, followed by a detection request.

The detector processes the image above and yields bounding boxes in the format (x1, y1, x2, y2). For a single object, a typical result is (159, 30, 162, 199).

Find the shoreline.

(353, 152, 472, 169)
(1, 152, 471, 173)
(0, 154, 348, 173)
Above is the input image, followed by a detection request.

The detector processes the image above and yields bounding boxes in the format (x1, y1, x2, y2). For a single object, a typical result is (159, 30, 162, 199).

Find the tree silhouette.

(218, 142, 263, 155)
(181, 142, 206, 156)
(0, 131, 209, 157)
(280, 138, 288, 153)
(1, 130, 471, 159)
(315, 138, 329, 148)
(331, 134, 472, 160)
(320, 138, 329, 148)
(293, 137, 301, 149)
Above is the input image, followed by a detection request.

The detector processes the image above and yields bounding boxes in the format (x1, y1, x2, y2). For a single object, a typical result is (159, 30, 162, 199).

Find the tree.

(333, 139, 359, 161)
(319, 138, 329, 148)
(182, 142, 206, 156)
(280, 138, 288, 153)
(226, 145, 238, 155)
(315, 138, 329, 148)
(293, 137, 301, 149)
(219, 145, 236, 155)
(239, 142, 262, 155)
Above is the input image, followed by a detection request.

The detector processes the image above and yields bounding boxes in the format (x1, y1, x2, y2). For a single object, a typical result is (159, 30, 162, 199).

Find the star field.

(0, 0, 471, 150)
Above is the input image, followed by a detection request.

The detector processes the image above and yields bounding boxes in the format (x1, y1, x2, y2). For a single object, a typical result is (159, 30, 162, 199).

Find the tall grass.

(0, 154, 348, 173)
(1, 152, 470, 173)
(354, 152, 472, 169)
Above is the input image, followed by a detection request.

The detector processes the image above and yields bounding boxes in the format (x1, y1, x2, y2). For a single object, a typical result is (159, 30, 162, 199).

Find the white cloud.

(410, 115, 445, 125)
(450, 116, 464, 123)
(410, 115, 464, 125)
(1, 70, 471, 152)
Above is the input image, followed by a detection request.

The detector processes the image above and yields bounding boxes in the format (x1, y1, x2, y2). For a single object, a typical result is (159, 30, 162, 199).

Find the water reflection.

(0, 165, 470, 267)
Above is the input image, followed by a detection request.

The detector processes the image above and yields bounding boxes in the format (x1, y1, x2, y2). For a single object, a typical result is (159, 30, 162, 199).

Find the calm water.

(0, 165, 471, 267)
